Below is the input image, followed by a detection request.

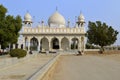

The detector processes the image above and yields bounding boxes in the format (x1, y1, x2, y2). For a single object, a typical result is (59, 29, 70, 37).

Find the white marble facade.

(18, 10, 86, 52)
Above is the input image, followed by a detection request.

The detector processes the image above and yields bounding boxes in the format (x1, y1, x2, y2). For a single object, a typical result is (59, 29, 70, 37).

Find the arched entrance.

(61, 37, 69, 50)
(71, 38, 79, 49)
(51, 38, 59, 49)
(41, 37, 49, 51)
(30, 37, 38, 51)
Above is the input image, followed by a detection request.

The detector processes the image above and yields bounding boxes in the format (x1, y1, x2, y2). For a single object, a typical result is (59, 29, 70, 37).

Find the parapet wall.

(22, 27, 85, 34)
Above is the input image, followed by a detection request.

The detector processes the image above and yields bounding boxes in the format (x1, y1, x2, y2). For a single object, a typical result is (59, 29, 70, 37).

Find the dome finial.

(80, 11, 82, 14)
(27, 10, 29, 13)
(78, 12, 85, 23)
(56, 6, 58, 11)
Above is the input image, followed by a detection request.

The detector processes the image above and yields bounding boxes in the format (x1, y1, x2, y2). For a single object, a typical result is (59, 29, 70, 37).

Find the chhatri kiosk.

(20, 10, 86, 53)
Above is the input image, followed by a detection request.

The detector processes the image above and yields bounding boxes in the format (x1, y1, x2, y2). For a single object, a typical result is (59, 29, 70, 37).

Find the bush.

(118, 47, 120, 50)
(9, 49, 27, 58)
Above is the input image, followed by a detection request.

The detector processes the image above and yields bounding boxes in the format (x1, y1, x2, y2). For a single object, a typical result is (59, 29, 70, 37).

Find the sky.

(0, 0, 120, 45)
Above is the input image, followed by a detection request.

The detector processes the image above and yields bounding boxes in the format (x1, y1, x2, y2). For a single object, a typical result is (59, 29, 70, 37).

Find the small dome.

(78, 13, 85, 22)
(48, 11, 66, 26)
(24, 12, 32, 22)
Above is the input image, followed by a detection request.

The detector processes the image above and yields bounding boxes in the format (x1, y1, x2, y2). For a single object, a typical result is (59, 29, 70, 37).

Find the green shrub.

(9, 49, 27, 58)
(118, 47, 120, 50)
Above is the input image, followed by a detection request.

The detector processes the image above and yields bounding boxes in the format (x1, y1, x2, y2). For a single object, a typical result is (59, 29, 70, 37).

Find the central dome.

(48, 11, 66, 26)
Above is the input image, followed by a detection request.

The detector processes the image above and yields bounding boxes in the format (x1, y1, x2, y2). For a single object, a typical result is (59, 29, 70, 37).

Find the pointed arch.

(30, 37, 38, 51)
(51, 37, 59, 49)
(41, 37, 49, 51)
(71, 38, 79, 49)
(61, 37, 69, 50)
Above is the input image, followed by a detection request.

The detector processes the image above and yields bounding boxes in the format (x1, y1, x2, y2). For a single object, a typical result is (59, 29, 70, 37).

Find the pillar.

(28, 41, 30, 51)
(23, 37, 26, 50)
(79, 37, 81, 51)
(13, 44, 16, 49)
(83, 37, 86, 51)
(81, 36, 85, 52)
(38, 41, 40, 52)
(18, 44, 21, 49)
(69, 39, 71, 50)
(59, 38, 62, 50)
(48, 39, 51, 51)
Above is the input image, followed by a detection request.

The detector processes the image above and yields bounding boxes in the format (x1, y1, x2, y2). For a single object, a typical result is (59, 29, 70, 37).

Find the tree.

(0, 5, 22, 49)
(87, 21, 119, 53)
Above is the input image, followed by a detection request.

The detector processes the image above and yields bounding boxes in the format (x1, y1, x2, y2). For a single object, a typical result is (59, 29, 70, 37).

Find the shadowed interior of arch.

(30, 37, 38, 51)
(52, 38, 59, 49)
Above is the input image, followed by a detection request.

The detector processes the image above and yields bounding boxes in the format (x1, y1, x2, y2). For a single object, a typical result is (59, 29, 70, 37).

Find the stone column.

(59, 38, 62, 50)
(83, 37, 85, 51)
(81, 36, 85, 54)
(79, 37, 81, 51)
(68, 37, 72, 50)
(18, 44, 21, 49)
(38, 41, 40, 52)
(68, 39, 71, 50)
(23, 37, 26, 50)
(28, 41, 30, 51)
(48, 39, 51, 51)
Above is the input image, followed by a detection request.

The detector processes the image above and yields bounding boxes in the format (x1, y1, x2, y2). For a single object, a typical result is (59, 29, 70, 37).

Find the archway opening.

(51, 38, 59, 49)
(41, 37, 49, 51)
(71, 38, 79, 49)
(61, 37, 69, 50)
(30, 37, 38, 51)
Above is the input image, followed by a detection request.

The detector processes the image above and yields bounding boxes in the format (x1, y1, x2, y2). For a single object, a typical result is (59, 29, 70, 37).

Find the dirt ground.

(85, 50, 120, 62)
(49, 50, 120, 80)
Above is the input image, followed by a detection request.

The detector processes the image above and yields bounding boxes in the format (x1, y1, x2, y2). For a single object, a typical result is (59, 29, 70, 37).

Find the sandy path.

(50, 55, 120, 80)
(0, 54, 56, 80)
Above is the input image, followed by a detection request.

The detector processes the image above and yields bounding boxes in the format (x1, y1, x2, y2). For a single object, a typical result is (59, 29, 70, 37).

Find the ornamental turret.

(76, 13, 85, 27)
(23, 12, 33, 27)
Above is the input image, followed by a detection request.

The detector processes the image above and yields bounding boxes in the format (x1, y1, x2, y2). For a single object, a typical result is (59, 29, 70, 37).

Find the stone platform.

(0, 54, 58, 80)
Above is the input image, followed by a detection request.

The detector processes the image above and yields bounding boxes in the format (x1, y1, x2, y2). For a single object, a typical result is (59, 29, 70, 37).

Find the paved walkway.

(0, 54, 57, 80)
(51, 55, 120, 80)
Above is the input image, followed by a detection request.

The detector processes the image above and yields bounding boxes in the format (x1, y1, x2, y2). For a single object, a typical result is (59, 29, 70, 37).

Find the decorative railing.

(21, 27, 85, 34)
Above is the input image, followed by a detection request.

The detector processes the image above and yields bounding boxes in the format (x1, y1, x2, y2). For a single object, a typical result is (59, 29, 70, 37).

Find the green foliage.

(87, 21, 119, 52)
(118, 47, 120, 50)
(0, 5, 7, 20)
(9, 49, 27, 58)
(0, 5, 22, 49)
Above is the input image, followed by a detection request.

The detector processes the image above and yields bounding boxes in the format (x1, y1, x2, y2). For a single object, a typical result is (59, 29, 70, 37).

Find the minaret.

(23, 12, 33, 27)
(67, 18, 70, 27)
(41, 20, 44, 27)
(76, 12, 85, 27)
